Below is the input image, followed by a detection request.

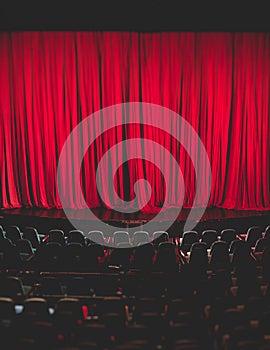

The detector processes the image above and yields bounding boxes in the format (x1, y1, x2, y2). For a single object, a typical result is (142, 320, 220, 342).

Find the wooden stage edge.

(0, 207, 269, 237)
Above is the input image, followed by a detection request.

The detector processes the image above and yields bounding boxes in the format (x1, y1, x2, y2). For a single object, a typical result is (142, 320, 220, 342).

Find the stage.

(0, 207, 269, 238)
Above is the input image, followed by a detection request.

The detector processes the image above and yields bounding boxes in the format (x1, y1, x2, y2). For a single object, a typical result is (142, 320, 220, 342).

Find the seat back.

(229, 239, 245, 254)
(245, 225, 262, 247)
(189, 242, 208, 269)
(220, 228, 236, 245)
(254, 237, 270, 253)
(22, 297, 49, 320)
(5, 225, 22, 244)
(48, 229, 65, 245)
(181, 231, 199, 252)
(86, 230, 105, 246)
(0, 276, 24, 299)
(66, 230, 86, 245)
(209, 240, 230, 271)
(16, 238, 34, 255)
(36, 242, 63, 271)
(201, 230, 218, 248)
(23, 227, 41, 248)
(113, 231, 130, 246)
(133, 243, 154, 270)
(133, 231, 149, 247)
(152, 231, 169, 246)
(63, 243, 84, 271)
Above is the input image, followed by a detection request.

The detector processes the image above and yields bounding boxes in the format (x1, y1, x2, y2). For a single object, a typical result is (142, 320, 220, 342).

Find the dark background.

(0, 0, 269, 32)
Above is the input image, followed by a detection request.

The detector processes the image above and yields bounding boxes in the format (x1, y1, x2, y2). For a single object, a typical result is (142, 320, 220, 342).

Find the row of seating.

(1, 224, 270, 274)
(0, 221, 270, 350)
(3, 268, 270, 350)
(2, 224, 270, 249)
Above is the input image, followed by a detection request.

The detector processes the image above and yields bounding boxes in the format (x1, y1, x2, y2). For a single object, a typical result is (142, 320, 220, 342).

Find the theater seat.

(245, 226, 262, 247)
(180, 231, 199, 252)
(0, 276, 25, 300)
(254, 237, 270, 253)
(133, 231, 149, 247)
(86, 230, 105, 246)
(66, 230, 86, 245)
(23, 227, 41, 249)
(113, 231, 130, 246)
(152, 231, 169, 247)
(209, 241, 230, 271)
(201, 230, 218, 249)
(48, 229, 65, 245)
(220, 229, 236, 245)
(4, 225, 22, 244)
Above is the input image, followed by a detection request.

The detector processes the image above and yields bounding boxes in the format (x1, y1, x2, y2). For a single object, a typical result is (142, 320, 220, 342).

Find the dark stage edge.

(0, 207, 269, 238)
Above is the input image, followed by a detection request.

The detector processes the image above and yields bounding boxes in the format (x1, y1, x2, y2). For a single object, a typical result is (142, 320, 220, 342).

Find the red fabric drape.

(0, 32, 269, 210)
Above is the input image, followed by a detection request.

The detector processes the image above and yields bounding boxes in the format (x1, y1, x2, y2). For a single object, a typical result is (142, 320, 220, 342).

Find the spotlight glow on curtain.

(0, 32, 269, 210)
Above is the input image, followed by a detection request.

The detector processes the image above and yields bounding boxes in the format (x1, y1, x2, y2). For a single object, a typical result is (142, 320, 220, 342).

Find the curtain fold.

(0, 32, 269, 210)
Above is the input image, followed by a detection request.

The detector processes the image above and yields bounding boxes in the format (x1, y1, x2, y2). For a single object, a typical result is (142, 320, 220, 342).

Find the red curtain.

(0, 32, 269, 210)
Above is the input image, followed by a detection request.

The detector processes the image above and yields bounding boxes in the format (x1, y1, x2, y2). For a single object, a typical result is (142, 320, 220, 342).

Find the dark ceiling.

(0, 0, 269, 32)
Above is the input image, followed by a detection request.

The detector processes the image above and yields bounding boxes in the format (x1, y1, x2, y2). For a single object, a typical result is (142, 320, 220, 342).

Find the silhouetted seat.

(48, 229, 65, 245)
(155, 241, 178, 272)
(0, 239, 23, 270)
(0, 276, 24, 300)
(235, 252, 261, 297)
(209, 240, 230, 271)
(180, 231, 199, 252)
(86, 242, 105, 257)
(220, 228, 236, 245)
(208, 270, 232, 299)
(16, 238, 34, 256)
(113, 231, 130, 246)
(53, 298, 86, 335)
(109, 246, 133, 269)
(254, 237, 270, 253)
(133, 243, 155, 270)
(0, 237, 13, 251)
(23, 227, 41, 249)
(83, 244, 102, 271)
(152, 231, 169, 247)
(35, 242, 63, 271)
(86, 230, 105, 245)
(189, 242, 209, 275)
(229, 239, 246, 254)
(21, 297, 50, 322)
(4, 225, 22, 244)
(62, 242, 84, 271)
(245, 226, 262, 247)
(54, 296, 84, 314)
(201, 230, 218, 249)
(133, 231, 149, 247)
(231, 242, 251, 271)
(0, 297, 16, 348)
(66, 230, 86, 245)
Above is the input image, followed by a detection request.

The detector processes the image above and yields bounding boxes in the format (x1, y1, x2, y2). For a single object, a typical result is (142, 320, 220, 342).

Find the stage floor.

(0, 207, 269, 222)
(0, 207, 269, 237)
